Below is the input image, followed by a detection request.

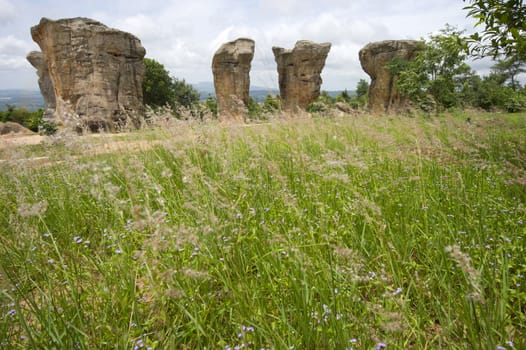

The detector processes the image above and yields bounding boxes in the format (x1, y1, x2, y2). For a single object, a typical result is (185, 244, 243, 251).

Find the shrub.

(0, 105, 57, 135)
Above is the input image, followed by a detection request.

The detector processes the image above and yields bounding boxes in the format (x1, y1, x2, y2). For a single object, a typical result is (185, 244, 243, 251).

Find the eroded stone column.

(212, 38, 255, 122)
(359, 40, 419, 114)
(272, 40, 331, 113)
(29, 17, 146, 132)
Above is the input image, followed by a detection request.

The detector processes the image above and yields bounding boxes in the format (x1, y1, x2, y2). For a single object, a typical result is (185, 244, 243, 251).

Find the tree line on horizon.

(143, 1, 525, 117)
(2, 0, 525, 132)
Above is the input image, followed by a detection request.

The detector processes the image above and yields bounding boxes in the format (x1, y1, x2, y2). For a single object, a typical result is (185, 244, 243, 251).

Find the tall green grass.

(1, 112, 525, 349)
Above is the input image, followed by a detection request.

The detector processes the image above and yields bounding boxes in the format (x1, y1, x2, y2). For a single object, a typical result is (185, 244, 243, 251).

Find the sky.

(0, 0, 491, 91)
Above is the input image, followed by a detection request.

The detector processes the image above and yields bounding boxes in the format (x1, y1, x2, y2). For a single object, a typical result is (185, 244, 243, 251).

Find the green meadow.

(0, 112, 525, 349)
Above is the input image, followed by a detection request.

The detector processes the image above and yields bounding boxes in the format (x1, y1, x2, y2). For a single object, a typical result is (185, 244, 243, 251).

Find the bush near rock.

(359, 40, 419, 114)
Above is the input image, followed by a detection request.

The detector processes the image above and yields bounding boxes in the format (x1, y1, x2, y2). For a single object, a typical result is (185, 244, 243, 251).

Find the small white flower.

(392, 287, 403, 296)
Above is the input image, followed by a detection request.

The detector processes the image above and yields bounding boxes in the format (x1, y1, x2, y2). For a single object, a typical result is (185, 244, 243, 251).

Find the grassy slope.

(0, 112, 525, 349)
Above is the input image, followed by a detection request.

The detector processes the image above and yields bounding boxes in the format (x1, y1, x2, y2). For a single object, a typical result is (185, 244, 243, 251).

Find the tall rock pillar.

(212, 38, 255, 122)
(272, 40, 331, 113)
(359, 40, 419, 114)
(29, 17, 146, 132)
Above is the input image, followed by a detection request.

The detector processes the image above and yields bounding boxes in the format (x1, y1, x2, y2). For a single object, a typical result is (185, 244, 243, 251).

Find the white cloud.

(0, 0, 15, 25)
(112, 14, 164, 42)
(0, 0, 493, 90)
(0, 36, 36, 74)
(0, 35, 34, 55)
(0, 56, 28, 71)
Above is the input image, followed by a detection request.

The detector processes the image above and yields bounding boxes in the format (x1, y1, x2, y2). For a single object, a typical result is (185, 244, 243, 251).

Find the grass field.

(0, 111, 525, 349)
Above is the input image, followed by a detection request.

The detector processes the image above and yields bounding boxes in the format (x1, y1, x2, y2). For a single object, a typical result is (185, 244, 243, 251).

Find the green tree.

(463, 0, 526, 59)
(205, 95, 218, 117)
(336, 89, 352, 103)
(388, 26, 471, 111)
(355, 79, 369, 98)
(247, 97, 262, 119)
(491, 56, 525, 89)
(262, 95, 280, 113)
(172, 78, 200, 109)
(0, 105, 56, 134)
(319, 91, 335, 105)
(143, 58, 174, 108)
(143, 58, 200, 112)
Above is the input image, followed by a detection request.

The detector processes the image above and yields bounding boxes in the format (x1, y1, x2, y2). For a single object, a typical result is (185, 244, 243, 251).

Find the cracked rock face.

(29, 17, 146, 132)
(212, 38, 255, 122)
(272, 40, 331, 113)
(359, 40, 419, 114)
(26, 50, 56, 120)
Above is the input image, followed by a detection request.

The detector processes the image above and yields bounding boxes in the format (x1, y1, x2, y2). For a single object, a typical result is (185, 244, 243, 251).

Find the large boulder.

(29, 17, 146, 132)
(212, 38, 255, 122)
(272, 40, 331, 113)
(359, 40, 419, 114)
(0, 122, 34, 135)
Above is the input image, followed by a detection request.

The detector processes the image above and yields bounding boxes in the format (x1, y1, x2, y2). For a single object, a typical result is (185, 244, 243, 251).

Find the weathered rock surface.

(26, 51, 56, 120)
(359, 40, 419, 114)
(29, 17, 146, 132)
(334, 101, 353, 114)
(212, 38, 255, 122)
(0, 122, 34, 135)
(273, 40, 331, 113)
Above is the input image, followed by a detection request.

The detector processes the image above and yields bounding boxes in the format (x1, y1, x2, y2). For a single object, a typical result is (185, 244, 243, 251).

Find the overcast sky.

(1, 0, 488, 91)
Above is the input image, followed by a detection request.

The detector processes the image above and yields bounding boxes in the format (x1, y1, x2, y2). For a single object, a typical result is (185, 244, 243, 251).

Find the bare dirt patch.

(0, 134, 46, 148)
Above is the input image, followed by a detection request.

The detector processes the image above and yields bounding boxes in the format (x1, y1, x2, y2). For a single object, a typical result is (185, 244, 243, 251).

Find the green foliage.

(318, 90, 335, 106)
(262, 94, 281, 113)
(307, 91, 334, 113)
(247, 96, 262, 118)
(246, 95, 282, 120)
(347, 24, 523, 114)
(0, 105, 57, 135)
(309, 83, 370, 112)
(335, 89, 352, 103)
(459, 57, 526, 112)
(504, 89, 526, 112)
(491, 56, 526, 90)
(204, 95, 218, 117)
(143, 58, 174, 108)
(355, 79, 369, 99)
(172, 78, 200, 110)
(143, 58, 200, 113)
(306, 101, 326, 113)
(389, 26, 494, 112)
(0, 113, 525, 349)
(353, 80, 369, 108)
(463, 0, 526, 59)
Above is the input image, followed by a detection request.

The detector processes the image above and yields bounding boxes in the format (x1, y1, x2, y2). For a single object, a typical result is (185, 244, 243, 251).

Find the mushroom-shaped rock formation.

(29, 17, 146, 132)
(359, 40, 420, 114)
(272, 40, 331, 113)
(212, 38, 255, 122)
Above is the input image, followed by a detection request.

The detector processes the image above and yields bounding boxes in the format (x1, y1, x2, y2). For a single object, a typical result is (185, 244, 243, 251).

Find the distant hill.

(0, 90, 45, 111)
(192, 82, 354, 102)
(0, 87, 357, 112)
(193, 81, 280, 102)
